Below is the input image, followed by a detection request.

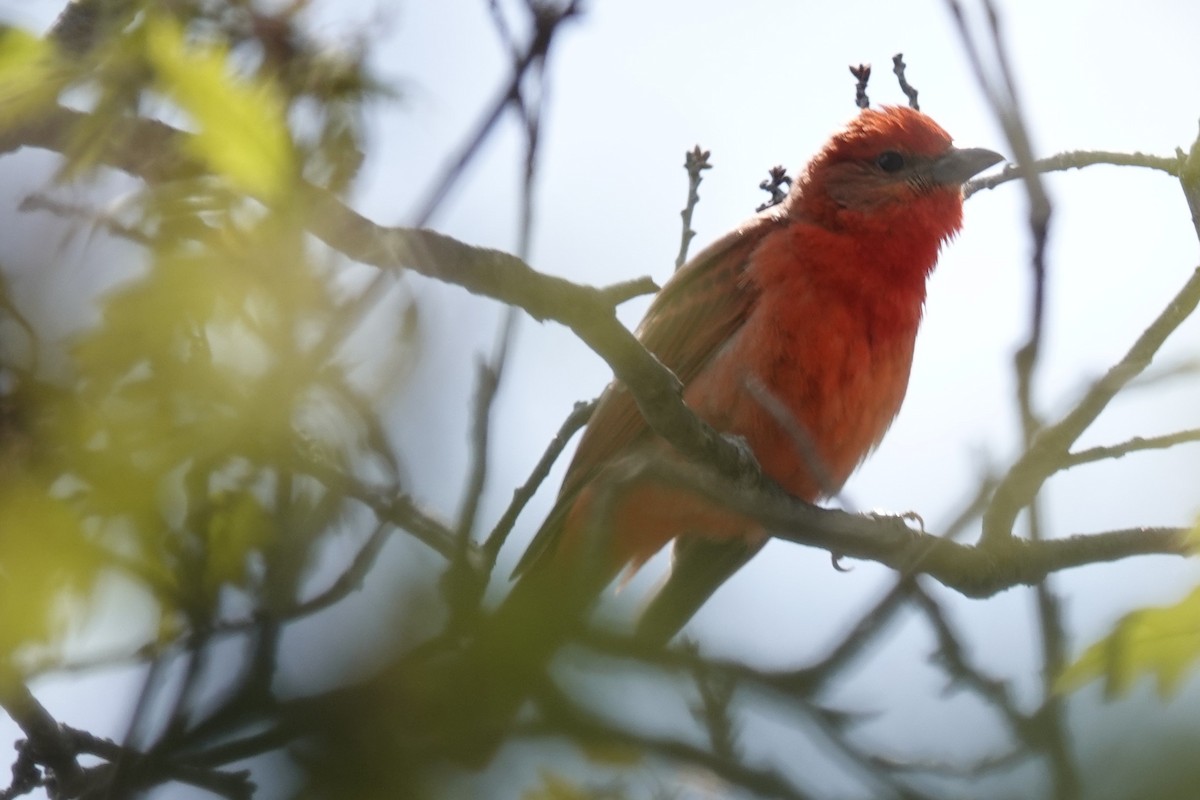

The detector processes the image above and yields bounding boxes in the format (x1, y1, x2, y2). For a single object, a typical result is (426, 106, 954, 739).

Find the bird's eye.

(875, 151, 905, 172)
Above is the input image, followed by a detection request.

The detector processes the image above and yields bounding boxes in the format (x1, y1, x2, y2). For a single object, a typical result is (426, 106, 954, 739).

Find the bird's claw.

(867, 509, 926, 533)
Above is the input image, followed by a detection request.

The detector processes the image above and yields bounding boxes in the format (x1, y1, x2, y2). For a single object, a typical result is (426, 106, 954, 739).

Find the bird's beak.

(931, 147, 1005, 185)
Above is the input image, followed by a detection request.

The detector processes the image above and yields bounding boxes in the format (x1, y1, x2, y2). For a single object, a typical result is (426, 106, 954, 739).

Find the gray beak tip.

(934, 147, 1006, 184)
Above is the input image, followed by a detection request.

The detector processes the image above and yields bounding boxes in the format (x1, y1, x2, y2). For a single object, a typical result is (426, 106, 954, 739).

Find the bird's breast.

(685, 269, 924, 502)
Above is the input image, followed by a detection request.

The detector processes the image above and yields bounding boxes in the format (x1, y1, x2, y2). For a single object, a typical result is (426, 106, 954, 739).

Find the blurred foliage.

(1059, 522, 1200, 699)
(1059, 584, 1200, 698)
(143, 13, 295, 199)
(0, 28, 63, 123)
(0, 0, 414, 684)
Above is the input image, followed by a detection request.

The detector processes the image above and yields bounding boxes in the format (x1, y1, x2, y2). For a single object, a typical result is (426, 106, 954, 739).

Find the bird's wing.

(511, 214, 778, 578)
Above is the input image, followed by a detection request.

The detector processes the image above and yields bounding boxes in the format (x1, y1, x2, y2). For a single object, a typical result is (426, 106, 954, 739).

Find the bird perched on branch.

(299, 104, 1003, 772)
(507, 104, 1003, 643)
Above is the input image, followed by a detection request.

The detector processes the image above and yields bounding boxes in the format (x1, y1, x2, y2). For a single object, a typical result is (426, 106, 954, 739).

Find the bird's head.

(792, 105, 1003, 244)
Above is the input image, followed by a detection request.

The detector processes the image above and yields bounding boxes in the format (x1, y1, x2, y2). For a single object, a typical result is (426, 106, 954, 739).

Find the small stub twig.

(675, 145, 712, 269)
(755, 166, 792, 212)
(892, 53, 920, 110)
(850, 63, 871, 109)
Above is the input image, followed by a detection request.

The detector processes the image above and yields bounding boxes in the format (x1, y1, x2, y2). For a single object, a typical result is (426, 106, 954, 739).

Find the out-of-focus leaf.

(578, 741, 643, 767)
(204, 489, 273, 597)
(0, 27, 64, 122)
(1058, 580, 1200, 699)
(521, 771, 602, 800)
(144, 15, 295, 199)
(0, 477, 104, 662)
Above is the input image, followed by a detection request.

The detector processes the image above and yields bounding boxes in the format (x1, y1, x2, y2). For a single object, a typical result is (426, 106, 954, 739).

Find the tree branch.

(0, 681, 85, 797)
(1063, 427, 1200, 468)
(482, 398, 596, 566)
(982, 265, 1200, 545)
(965, 149, 1182, 198)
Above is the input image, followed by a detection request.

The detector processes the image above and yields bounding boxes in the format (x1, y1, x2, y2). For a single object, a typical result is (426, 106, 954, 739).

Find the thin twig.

(949, 0, 1052, 459)
(850, 63, 871, 109)
(744, 375, 847, 506)
(778, 476, 997, 694)
(1029, 522, 1081, 800)
(675, 146, 711, 269)
(530, 682, 819, 800)
(755, 165, 791, 212)
(19, 193, 152, 246)
(217, 520, 392, 633)
(684, 641, 740, 762)
(455, 312, 516, 545)
(446, 309, 519, 628)
(891, 53, 919, 110)
(982, 265, 1200, 545)
(966, 149, 1181, 198)
(1063, 428, 1200, 468)
(295, 450, 461, 560)
(297, 0, 577, 398)
(412, 0, 581, 226)
(482, 398, 597, 566)
(910, 586, 1031, 736)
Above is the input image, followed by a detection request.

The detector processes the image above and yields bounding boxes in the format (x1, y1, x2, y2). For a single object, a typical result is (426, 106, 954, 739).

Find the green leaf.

(0, 27, 63, 122)
(0, 478, 103, 659)
(1058, 581, 1200, 699)
(144, 15, 295, 199)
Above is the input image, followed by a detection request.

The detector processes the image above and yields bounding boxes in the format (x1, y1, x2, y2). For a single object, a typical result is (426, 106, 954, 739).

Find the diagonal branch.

(482, 398, 596, 566)
(0, 681, 86, 797)
(982, 265, 1200, 545)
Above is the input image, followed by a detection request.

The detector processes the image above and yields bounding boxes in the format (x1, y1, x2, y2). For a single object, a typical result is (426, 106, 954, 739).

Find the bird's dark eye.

(875, 151, 905, 172)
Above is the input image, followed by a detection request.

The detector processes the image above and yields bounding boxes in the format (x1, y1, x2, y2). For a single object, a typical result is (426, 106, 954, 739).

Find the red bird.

(312, 105, 1003, 766)
(511, 105, 1002, 641)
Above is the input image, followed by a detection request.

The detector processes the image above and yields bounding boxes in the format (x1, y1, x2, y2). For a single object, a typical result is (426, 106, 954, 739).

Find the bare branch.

(0, 680, 86, 796)
(949, 0, 1053, 464)
(530, 682, 819, 800)
(910, 587, 1032, 738)
(455, 312, 517, 545)
(1063, 428, 1200, 468)
(966, 149, 1181, 198)
(411, 0, 581, 227)
(591, 454, 1191, 597)
(483, 398, 597, 566)
(236, 522, 390, 631)
(983, 265, 1200, 546)
(296, 451, 460, 560)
